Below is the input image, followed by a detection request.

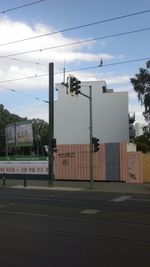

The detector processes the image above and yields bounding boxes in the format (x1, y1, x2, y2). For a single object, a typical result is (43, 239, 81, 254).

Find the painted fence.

(55, 143, 150, 183)
(142, 154, 150, 183)
(0, 143, 149, 183)
(55, 144, 105, 181)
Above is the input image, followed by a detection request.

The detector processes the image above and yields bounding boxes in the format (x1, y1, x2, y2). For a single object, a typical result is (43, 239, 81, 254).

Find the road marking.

(111, 195, 132, 202)
(11, 185, 82, 191)
(80, 209, 99, 215)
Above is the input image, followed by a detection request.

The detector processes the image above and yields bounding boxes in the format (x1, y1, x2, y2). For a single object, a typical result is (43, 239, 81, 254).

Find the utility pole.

(63, 76, 94, 189)
(48, 62, 54, 185)
(80, 86, 94, 189)
(89, 86, 94, 189)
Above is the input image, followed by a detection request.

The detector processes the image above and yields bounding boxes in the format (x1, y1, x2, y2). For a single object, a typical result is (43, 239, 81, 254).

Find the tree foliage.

(0, 104, 49, 155)
(134, 133, 150, 153)
(130, 60, 150, 121)
(0, 104, 26, 153)
(32, 118, 49, 154)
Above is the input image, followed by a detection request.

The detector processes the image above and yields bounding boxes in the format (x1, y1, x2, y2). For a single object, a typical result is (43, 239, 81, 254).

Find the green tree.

(0, 104, 49, 156)
(134, 133, 150, 153)
(32, 118, 49, 154)
(0, 104, 26, 154)
(130, 60, 150, 122)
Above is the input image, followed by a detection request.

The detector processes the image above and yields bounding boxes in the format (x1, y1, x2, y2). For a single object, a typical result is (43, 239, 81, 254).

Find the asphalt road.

(0, 188, 150, 267)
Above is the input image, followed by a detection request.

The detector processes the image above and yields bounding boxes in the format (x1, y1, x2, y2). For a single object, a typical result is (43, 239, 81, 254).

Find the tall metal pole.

(89, 85, 94, 189)
(48, 62, 54, 185)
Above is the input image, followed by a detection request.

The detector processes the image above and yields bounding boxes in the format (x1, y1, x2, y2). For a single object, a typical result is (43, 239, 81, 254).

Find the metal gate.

(105, 143, 120, 181)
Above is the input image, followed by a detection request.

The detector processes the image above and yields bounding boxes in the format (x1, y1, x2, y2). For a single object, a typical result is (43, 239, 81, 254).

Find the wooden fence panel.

(142, 154, 150, 183)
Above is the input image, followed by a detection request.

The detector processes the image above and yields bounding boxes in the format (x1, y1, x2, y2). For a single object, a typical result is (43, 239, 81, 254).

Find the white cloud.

(11, 102, 48, 122)
(0, 17, 113, 92)
(0, 17, 145, 124)
(104, 74, 130, 85)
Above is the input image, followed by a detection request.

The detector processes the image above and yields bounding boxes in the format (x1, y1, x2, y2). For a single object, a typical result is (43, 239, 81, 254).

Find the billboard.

(5, 121, 33, 147)
(0, 161, 48, 174)
(5, 124, 15, 144)
(16, 122, 33, 146)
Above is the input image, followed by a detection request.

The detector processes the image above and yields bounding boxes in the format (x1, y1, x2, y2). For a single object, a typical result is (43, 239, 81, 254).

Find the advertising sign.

(5, 124, 15, 144)
(0, 161, 48, 174)
(16, 122, 33, 147)
(5, 121, 33, 147)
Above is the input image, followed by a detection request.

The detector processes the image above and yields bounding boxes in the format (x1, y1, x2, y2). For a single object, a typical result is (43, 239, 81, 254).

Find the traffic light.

(92, 137, 100, 152)
(68, 75, 81, 95)
(51, 138, 57, 153)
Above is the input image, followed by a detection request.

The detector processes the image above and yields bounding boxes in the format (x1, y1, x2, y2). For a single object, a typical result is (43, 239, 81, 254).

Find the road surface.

(0, 188, 150, 266)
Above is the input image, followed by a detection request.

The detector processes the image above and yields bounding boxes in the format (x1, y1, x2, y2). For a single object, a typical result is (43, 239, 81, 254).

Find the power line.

(0, 0, 45, 14)
(8, 57, 46, 66)
(0, 85, 49, 103)
(0, 56, 149, 84)
(0, 8, 150, 47)
(63, 57, 150, 72)
(0, 26, 150, 60)
(0, 56, 150, 104)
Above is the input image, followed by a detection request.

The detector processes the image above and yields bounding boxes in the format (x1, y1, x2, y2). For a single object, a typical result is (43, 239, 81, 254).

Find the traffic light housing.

(51, 138, 57, 153)
(92, 137, 100, 152)
(68, 75, 81, 95)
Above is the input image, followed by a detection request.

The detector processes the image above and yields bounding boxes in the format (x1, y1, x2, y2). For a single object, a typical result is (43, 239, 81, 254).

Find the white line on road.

(111, 195, 132, 202)
(11, 185, 82, 191)
(80, 209, 99, 215)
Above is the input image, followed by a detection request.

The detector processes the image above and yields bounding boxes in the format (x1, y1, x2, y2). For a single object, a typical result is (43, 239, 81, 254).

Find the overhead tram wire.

(0, 56, 150, 85)
(0, 8, 150, 47)
(8, 57, 47, 67)
(0, 56, 150, 104)
(0, 0, 45, 15)
(0, 85, 49, 104)
(0, 26, 150, 61)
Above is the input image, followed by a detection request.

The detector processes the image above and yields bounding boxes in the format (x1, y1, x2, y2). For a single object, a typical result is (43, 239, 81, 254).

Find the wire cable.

(0, 8, 150, 47)
(0, 0, 45, 14)
(0, 56, 149, 84)
(0, 85, 49, 103)
(0, 56, 150, 104)
(0, 26, 150, 60)
(8, 57, 46, 66)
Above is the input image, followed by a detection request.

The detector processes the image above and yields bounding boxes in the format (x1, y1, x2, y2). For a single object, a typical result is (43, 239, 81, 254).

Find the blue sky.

(0, 0, 150, 123)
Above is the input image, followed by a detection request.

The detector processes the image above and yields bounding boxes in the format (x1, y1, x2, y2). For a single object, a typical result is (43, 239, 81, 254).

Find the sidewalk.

(3, 179, 150, 195)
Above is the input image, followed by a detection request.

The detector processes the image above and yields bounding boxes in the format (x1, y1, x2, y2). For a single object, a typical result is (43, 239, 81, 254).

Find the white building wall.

(54, 81, 129, 144)
(134, 123, 145, 137)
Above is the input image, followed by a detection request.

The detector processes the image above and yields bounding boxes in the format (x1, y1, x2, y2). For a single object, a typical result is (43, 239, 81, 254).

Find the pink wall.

(127, 152, 143, 183)
(55, 144, 105, 180)
(55, 143, 144, 183)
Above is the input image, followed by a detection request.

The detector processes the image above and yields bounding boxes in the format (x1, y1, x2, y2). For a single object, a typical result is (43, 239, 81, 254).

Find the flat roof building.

(54, 80, 129, 144)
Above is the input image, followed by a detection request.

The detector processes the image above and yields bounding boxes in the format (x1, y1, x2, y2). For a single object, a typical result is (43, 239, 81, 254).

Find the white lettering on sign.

(0, 161, 48, 174)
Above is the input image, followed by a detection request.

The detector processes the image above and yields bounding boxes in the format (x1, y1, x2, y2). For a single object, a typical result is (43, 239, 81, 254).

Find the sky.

(0, 0, 150, 124)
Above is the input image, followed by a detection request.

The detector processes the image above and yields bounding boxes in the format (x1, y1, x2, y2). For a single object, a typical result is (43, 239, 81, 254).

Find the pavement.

(1, 178, 150, 195)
